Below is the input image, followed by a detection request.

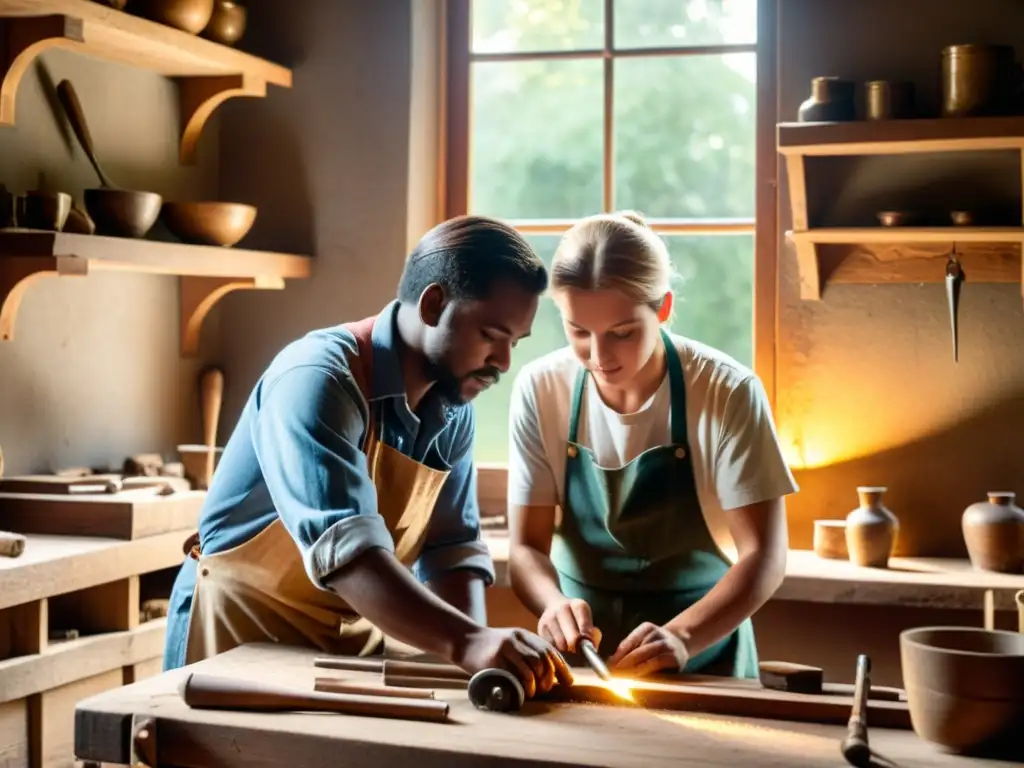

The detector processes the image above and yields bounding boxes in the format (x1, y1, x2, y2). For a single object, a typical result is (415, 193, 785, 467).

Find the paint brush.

(579, 638, 611, 681)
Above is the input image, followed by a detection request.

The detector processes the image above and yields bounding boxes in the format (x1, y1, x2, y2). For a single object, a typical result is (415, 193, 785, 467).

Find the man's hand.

(607, 622, 690, 677)
(538, 597, 601, 653)
(453, 626, 574, 698)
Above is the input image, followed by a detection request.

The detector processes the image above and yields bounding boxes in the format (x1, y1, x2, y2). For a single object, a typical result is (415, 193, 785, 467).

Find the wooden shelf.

(0, 528, 193, 611)
(0, 0, 292, 163)
(0, 229, 311, 356)
(484, 534, 1024, 612)
(777, 116, 1024, 156)
(783, 228, 1023, 299)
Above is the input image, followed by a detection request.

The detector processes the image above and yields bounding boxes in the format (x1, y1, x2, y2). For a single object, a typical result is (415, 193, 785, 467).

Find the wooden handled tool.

(179, 672, 450, 723)
(759, 660, 903, 701)
(840, 654, 872, 767)
(383, 673, 472, 690)
(200, 367, 223, 450)
(200, 367, 223, 485)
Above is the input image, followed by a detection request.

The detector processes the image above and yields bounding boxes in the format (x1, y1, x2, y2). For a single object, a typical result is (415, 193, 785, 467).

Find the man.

(164, 215, 572, 698)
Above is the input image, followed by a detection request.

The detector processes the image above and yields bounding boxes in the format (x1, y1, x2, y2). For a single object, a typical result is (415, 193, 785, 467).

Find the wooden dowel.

(179, 673, 450, 723)
(313, 656, 384, 672)
(384, 673, 470, 690)
(314, 677, 436, 699)
(0, 530, 26, 558)
(312, 655, 470, 680)
(382, 659, 469, 680)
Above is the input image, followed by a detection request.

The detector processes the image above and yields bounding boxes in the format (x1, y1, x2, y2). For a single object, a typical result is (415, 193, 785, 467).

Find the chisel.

(579, 638, 611, 681)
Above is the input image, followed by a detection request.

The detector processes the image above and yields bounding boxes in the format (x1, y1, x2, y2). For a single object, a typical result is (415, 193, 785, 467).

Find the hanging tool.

(840, 654, 872, 767)
(580, 638, 611, 681)
(467, 668, 525, 712)
(945, 247, 965, 363)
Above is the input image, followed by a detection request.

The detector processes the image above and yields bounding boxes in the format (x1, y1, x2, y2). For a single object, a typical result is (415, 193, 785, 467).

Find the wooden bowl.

(84, 188, 163, 238)
(162, 201, 257, 247)
(143, 0, 215, 34)
(901, 627, 1024, 754)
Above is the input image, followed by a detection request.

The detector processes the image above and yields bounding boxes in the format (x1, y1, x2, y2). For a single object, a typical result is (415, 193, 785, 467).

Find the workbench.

(73, 643, 1017, 767)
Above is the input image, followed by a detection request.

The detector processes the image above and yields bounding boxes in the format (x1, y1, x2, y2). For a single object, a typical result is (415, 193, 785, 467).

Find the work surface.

(74, 644, 1015, 768)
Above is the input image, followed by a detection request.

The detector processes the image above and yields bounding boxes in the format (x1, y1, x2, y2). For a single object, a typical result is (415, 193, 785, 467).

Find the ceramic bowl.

(901, 626, 1024, 754)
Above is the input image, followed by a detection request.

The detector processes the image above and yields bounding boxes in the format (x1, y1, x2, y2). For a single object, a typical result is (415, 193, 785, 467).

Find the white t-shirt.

(507, 334, 799, 557)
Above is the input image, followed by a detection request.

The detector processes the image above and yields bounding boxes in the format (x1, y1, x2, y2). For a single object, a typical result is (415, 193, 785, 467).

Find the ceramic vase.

(962, 492, 1024, 573)
(797, 77, 856, 122)
(845, 486, 898, 568)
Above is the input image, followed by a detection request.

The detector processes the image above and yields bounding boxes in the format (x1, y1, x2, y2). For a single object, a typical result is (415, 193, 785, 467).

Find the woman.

(506, 211, 798, 680)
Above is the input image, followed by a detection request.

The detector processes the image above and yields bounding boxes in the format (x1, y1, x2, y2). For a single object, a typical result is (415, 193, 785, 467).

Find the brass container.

(941, 44, 1017, 117)
(203, 0, 247, 46)
(866, 80, 915, 120)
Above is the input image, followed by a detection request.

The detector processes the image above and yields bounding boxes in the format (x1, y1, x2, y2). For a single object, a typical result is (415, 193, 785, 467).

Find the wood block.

(29, 669, 123, 768)
(0, 698, 29, 768)
(0, 491, 203, 540)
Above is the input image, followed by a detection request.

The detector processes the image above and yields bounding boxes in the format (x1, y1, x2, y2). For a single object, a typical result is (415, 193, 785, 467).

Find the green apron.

(549, 329, 758, 679)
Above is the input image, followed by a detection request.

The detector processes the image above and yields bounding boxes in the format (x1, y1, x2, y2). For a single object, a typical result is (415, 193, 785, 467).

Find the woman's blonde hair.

(550, 210, 674, 315)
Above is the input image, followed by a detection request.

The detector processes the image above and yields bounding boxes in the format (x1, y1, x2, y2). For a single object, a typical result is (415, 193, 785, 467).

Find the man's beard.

(428, 357, 501, 405)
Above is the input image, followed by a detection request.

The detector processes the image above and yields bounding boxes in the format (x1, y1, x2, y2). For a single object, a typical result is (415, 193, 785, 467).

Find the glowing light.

(600, 678, 636, 702)
(652, 712, 837, 752)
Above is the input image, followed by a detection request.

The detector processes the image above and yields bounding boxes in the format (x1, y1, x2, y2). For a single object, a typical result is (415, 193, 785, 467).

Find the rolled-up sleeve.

(251, 365, 395, 589)
(412, 409, 496, 586)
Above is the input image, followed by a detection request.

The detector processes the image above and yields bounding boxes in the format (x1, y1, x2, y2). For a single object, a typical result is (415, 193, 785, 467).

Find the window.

(445, 0, 759, 464)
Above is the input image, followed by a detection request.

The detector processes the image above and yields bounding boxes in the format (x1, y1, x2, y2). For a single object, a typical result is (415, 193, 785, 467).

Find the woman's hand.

(538, 597, 601, 653)
(607, 622, 689, 677)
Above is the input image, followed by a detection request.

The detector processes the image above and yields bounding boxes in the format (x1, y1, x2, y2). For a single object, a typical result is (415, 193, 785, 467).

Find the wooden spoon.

(55, 79, 117, 189)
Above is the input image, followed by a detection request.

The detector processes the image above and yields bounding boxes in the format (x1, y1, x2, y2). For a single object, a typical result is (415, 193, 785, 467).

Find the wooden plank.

(789, 227, 1024, 245)
(777, 115, 1024, 156)
(482, 534, 1024, 611)
(0, 698, 28, 768)
(0, 490, 203, 540)
(820, 242, 1020, 285)
(0, 530, 191, 610)
(0, 0, 291, 84)
(0, 230, 312, 279)
(72, 644, 1004, 768)
(31, 668, 123, 768)
(0, 619, 166, 704)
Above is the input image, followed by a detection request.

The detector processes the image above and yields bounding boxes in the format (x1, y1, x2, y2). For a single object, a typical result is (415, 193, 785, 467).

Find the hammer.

(840, 654, 872, 767)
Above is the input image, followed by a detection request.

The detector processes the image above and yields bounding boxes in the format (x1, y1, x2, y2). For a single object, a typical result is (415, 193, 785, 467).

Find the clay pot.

(143, 0, 215, 35)
(812, 520, 848, 560)
(845, 486, 898, 568)
(797, 76, 856, 122)
(203, 0, 247, 46)
(16, 190, 71, 231)
(962, 492, 1024, 573)
(901, 626, 1024, 754)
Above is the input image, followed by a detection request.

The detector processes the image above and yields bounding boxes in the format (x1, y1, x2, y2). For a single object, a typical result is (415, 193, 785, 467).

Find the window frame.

(441, 0, 779, 408)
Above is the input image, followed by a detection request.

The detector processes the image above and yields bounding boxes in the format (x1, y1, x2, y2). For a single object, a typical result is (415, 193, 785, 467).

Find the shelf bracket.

(1, 14, 84, 125)
(0, 256, 87, 341)
(180, 274, 285, 357)
(177, 74, 267, 165)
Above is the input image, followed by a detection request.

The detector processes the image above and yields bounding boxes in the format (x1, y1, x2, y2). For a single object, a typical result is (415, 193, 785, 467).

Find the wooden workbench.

(73, 643, 1016, 767)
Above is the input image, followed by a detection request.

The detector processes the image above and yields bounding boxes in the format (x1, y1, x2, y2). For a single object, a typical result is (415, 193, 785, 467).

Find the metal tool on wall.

(945, 246, 965, 363)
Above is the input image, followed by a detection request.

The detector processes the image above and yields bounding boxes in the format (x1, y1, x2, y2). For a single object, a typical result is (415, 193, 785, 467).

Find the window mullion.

(602, 0, 615, 213)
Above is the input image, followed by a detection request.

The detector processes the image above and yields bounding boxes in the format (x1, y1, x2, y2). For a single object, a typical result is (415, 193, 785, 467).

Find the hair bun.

(617, 210, 649, 229)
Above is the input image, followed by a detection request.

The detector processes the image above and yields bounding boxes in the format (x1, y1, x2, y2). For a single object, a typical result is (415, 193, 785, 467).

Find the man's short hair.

(397, 215, 548, 303)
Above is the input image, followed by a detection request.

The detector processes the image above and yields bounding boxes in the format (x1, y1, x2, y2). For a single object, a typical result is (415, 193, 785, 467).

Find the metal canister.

(941, 44, 1016, 117)
(866, 81, 915, 120)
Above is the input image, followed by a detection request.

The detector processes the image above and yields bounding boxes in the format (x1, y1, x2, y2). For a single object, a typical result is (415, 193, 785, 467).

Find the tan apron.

(182, 314, 451, 665)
